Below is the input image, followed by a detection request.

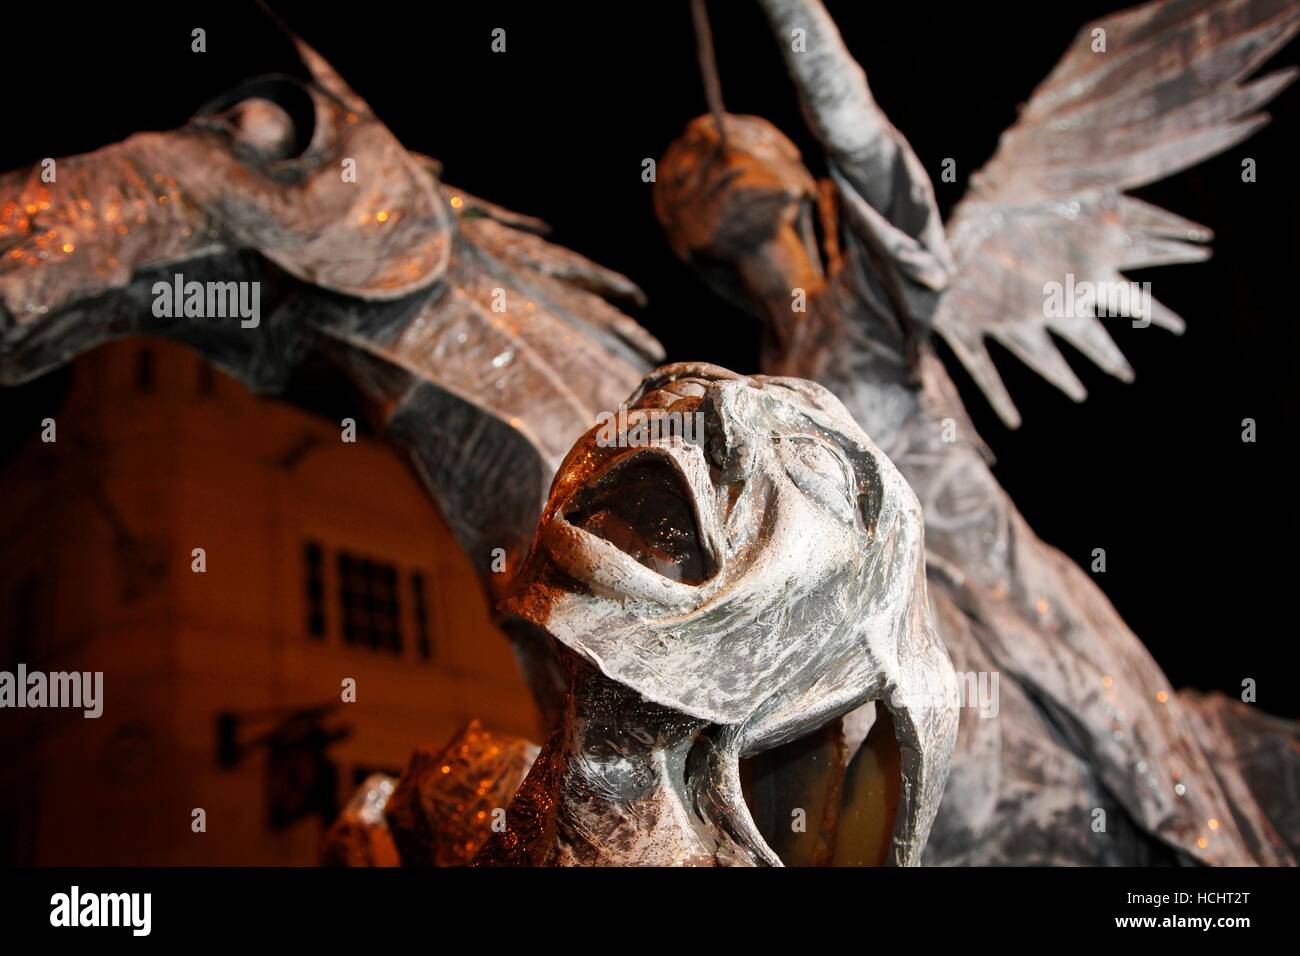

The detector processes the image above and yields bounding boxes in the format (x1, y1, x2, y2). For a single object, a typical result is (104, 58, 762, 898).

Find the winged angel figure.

(654, 0, 1299, 864)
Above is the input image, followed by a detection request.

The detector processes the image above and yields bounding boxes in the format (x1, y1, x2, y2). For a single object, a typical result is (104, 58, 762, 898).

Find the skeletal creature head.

(503, 362, 957, 864)
(0, 34, 450, 386)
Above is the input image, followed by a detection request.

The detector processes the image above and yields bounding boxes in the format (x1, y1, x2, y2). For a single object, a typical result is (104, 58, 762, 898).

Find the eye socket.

(224, 98, 297, 158)
(778, 437, 859, 526)
(197, 76, 318, 161)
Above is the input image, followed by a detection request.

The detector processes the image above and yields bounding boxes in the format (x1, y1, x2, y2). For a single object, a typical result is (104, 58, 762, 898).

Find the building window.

(304, 541, 326, 639)
(411, 572, 433, 661)
(303, 542, 430, 658)
(337, 551, 402, 654)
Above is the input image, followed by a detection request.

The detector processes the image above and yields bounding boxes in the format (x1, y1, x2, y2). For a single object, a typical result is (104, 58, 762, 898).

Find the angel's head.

(653, 114, 827, 321)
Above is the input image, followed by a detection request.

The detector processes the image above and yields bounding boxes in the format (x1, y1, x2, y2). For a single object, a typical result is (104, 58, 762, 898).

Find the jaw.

(626, 704, 909, 869)
(686, 723, 784, 866)
(475, 652, 772, 867)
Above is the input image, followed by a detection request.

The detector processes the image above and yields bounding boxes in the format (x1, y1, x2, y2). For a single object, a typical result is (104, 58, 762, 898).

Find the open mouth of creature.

(556, 442, 908, 866)
(563, 452, 716, 585)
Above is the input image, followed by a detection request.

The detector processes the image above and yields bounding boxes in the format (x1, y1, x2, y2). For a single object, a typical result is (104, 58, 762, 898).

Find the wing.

(446, 189, 660, 366)
(934, 0, 1300, 427)
(0, 29, 661, 587)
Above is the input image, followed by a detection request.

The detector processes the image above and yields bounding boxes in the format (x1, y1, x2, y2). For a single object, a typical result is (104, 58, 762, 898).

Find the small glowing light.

(1156, 691, 1168, 704)
(440, 764, 451, 775)
(376, 209, 390, 223)
(1197, 836, 1208, 849)
(1208, 819, 1219, 831)
(61, 243, 74, 253)
(1035, 598, 1049, 614)
(1102, 675, 1114, 688)
(449, 196, 464, 209)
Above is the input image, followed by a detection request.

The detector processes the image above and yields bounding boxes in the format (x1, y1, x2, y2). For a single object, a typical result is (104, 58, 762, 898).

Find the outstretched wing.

(0, 27, 661, 593)
(934, 0, 1300, 427)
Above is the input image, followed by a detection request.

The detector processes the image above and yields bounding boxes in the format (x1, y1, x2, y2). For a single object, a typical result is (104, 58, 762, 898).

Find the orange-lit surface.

(0, 339, 536, 864)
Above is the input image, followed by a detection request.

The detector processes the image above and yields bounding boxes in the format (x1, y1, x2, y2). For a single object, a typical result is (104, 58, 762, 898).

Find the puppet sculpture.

(3, 0, 1295, 866)
(475, 363, 956, 865)
(1, 15, 954, 867)
(654, 0, 1299, 865)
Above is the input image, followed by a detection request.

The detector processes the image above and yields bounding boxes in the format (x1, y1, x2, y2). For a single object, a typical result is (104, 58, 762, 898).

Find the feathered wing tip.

(936, 190, 1212, 428)
(937, 0, 1299, 427)
(451, 200, 649, 307)
(435, 182, 660, 365)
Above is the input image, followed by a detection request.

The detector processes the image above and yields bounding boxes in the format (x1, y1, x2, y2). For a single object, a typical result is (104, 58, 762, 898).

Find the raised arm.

(754, 0, 952, 306)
